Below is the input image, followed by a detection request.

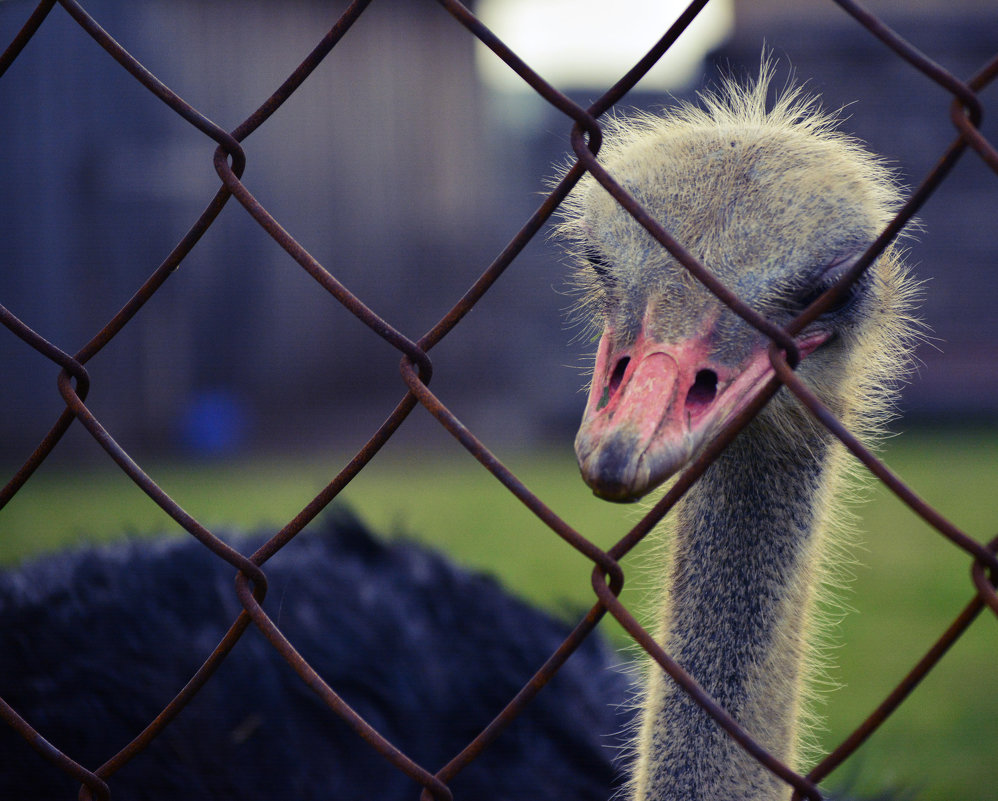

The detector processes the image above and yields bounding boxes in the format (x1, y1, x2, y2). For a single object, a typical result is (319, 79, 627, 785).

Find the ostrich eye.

(795, 278, 863, 314)
(793, 255, 866, 315)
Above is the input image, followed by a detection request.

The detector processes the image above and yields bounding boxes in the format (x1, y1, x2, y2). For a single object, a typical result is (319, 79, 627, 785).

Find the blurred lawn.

(0, 427, 995, 800)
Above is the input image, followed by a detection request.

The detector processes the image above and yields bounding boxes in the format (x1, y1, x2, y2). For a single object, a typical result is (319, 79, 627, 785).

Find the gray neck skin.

(631, 426, 832, 801)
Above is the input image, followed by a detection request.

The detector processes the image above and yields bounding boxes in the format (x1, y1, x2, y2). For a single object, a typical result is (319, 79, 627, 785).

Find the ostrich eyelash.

(796, 276, 867, 314)
(794, 256, 870, 315)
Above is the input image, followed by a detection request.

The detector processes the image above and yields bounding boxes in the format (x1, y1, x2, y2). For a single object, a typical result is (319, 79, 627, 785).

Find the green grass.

(1, 428, 996, 799)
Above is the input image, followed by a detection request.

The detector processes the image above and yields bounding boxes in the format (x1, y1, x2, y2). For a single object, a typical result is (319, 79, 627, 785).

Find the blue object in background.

(178, 390, 251, 457)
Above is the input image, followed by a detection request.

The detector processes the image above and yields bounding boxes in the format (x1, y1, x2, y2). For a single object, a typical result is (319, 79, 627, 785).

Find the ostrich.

(0, 67, 916, 800)
(0, 512, 628, 800)
(558, 66, 916, 800)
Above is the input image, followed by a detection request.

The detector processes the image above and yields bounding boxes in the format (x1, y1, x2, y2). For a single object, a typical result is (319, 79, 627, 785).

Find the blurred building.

(1, 0, 517, 459)
(1, 0, 995, 465)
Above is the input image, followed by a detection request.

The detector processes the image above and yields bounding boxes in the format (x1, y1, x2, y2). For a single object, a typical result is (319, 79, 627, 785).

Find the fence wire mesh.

(1, 1, 996, 800)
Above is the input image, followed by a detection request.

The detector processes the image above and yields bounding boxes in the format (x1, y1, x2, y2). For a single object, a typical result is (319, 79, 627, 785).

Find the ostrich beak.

(575, 325, 827, 502)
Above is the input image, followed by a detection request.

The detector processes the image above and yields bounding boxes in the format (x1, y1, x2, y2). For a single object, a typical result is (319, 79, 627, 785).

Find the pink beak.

(575, 324, 827, 501)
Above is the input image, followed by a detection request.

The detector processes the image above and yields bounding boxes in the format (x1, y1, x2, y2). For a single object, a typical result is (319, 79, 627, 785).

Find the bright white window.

(475, 0, 734, 93)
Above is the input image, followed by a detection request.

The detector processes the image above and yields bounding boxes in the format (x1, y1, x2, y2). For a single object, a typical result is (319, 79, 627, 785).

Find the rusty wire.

(0, 1, 996, 799)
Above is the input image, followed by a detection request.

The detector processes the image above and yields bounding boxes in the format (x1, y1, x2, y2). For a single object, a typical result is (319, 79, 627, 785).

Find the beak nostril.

(686, 369, 718, 414)
(608, 357, 630, 397)
(596, 357, 631, 412)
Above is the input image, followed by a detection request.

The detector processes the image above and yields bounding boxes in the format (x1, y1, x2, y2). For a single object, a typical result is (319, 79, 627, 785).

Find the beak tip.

(576, 431, 651, 503)
(589, 484, 644, 504)
(577, 429, 697, 503)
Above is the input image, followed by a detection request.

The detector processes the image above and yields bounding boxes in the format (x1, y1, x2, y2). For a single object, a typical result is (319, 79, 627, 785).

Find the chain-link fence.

(1, 1, 996, 799)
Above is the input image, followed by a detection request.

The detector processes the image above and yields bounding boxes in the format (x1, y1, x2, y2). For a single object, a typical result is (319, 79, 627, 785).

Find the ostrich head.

(560, 69, 915, 503)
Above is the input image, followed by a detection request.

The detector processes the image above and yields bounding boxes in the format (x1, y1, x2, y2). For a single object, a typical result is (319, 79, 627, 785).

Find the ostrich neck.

(632, 423, 835, 801)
